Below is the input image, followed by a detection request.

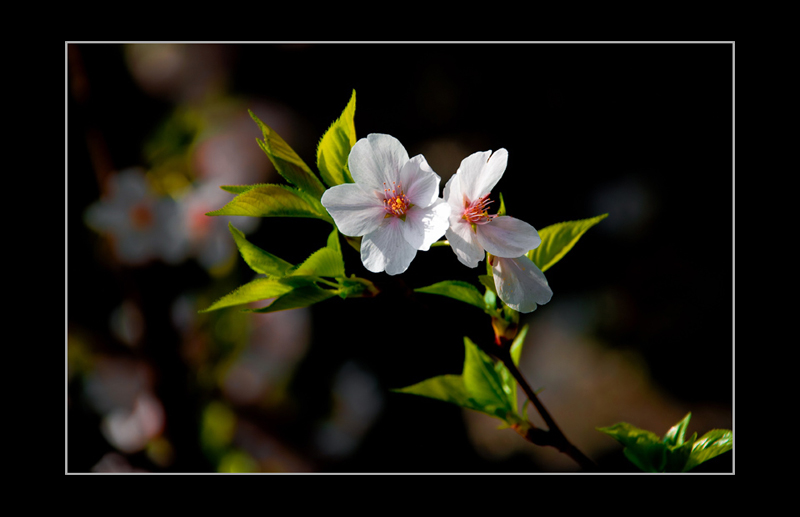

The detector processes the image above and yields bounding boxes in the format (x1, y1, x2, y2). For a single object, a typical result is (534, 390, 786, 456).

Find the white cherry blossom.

(489, 254, 553, 313)
(443, 149, 542, 268)
(321, 134, 451, 275)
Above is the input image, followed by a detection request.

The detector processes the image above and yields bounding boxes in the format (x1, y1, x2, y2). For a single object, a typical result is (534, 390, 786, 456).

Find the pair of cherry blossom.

(321, 134, 552, 313)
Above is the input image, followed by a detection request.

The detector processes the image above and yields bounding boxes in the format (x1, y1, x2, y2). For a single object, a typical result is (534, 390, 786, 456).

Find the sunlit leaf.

(289, 247, 345, 278)
(392, 374, 475, 409)
(596, 422, 667, 473)
(316, 89, 357, 187)
(199, 276, 313, 313)
(527, 213, 608, 272)
(683, 429, 733, 472)
(206, 184, 333, 223)
(509, 323, 529, 367)
(663, 412, 692, 447)
(462, 337, 513, 413)
(249, 110, 327, 199)
(414, 280, 488, 311)
(228, 222, 293, 277)
(247, 283, 338, 314)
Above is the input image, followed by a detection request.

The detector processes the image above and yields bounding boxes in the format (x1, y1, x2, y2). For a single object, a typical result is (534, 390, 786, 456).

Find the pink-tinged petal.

(475, 215, 542, 258)
(360, 218, 418, 275)
(456, 149, 508, 201)
(445, 218, 485, 268)
(492, 255, 552, 313)
(401, 198, 451, 251)
(321, 183, 385, 237)
(398, 154, 440, 208)
(348, 134, 409, 191)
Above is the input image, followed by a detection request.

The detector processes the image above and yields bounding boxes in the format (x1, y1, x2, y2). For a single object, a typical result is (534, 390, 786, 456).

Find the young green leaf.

(392, 374, 476, 409)
(663, 412, 692, 448)
(528, 213, 609, 272)
(509, 323, 529, 367)
(227, 222, 293, 277)
(206, 184, 333, 223)
(316, 89, 357, 187)
(683, 429, 733, 472)
(462, 337, 515, 417)
(596, 422, 667, 473)
(288, 247, 345, 278)
(198, 276, 311, 313)
(249, 110, 327, 199)
(414, 280, 489, 312)
(246, 284, 338, 314)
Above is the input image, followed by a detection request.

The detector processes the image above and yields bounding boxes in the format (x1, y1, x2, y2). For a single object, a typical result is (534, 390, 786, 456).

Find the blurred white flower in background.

(84, 168, 189, 266)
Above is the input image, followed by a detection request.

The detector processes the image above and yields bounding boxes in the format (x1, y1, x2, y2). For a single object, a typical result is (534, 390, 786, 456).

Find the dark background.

(67, 42, 733, 473)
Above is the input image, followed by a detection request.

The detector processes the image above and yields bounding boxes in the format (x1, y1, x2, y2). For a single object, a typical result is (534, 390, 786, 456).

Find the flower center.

(383, 182, 412, 220)
(462, 194, 496, 227)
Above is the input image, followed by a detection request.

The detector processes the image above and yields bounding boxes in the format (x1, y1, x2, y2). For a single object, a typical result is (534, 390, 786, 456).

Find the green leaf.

(462, 337, 513, 415)
(663, 412, 692, 448)
(392, 374, 476, 409)
(219, 184, 268, 195)
(414, 280, 488, 311)
(199, 276, 311, 313)
(596, 422, 667, 473)
(665, 432, 696, 473)
(228, 222, 293, 277)
(393, 337, 519, 423)
(326, 227, 342, 256)
(527, 213, 608, 272)
(496, 192, 506, 217)
(683, 429, 733, 472)
(249, 110, 327, 199)
(247, 283, 338, 314)
(509, 323, 529, 367)
(288, 246, 345, 278)
(206, 184, 333, 223)
(316, 89, 357, 187)
(478, 274, 497, 295)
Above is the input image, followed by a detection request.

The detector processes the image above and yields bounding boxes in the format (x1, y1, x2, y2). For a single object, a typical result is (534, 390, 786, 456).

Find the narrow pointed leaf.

(316, 89, 356, 187)
(206, 184, 332, 223)
(663, 412, 692, 447)
(199, 277, 303, 313)
(326, 227, 342, 256)
(247, 284, 337, 314)
(228, 222, 293, 276)
(683, 429, 733, 472)
(665, 432, 696, 473)
(392, 374, 475, 409)
(415, 280, 488, 311)
(527, 213, 608, 272)
(509, 323, 529, 367)
(249, 110, 327, 199)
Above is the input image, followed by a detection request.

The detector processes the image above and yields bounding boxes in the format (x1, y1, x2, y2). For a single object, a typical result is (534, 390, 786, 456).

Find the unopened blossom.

(321, 134, 451, 275)
(489, 254, 552, 313)
(443, 149, 542, 268)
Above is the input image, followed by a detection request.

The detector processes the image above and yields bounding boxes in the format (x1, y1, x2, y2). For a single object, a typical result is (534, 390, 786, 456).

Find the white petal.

(360, 218, 418, 275)
(321, 183, 385, 237)
(476, 216, 542, 258)
(492, 255, 552, 313)
(456, 149, 508, 201)
(445, 218, 485, 268)
(398, 154, 440, 208)
(401, 198, 451, 251)
(442, 172, 464, 214)
(348, 134, 409, 191)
